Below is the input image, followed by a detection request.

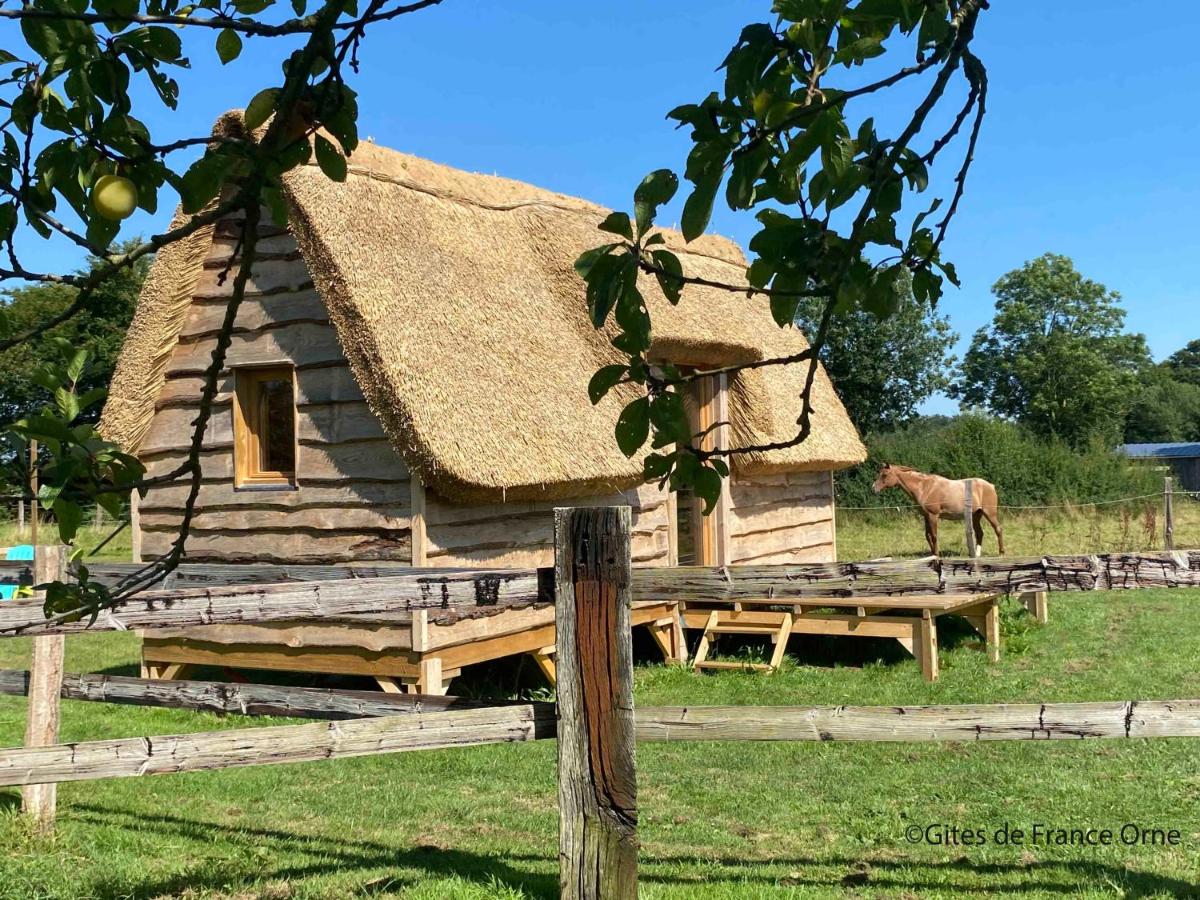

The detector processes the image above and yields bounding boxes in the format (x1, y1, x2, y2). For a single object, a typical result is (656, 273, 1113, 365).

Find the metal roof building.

(1122, 443, 1200, 491)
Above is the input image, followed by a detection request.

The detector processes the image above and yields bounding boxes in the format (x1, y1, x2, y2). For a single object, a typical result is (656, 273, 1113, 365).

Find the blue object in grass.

(0, 544, 34, 600)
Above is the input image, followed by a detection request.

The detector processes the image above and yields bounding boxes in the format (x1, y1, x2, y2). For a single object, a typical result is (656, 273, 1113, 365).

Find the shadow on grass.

(642, 852, 1200, 897)
(63, 803, 1197, 898)
(70, 803, 557, 899)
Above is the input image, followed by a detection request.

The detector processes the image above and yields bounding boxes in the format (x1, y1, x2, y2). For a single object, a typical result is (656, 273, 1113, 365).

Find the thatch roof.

(102, 112, 865, 503)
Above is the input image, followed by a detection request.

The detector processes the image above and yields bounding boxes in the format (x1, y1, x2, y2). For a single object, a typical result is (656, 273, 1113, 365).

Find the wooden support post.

(17, 498, 24, 534)
(1019, 590, 1049, 625)
(1164, 476, 1174, 551)
(555, 506, 638, 900)
(915, 610, 939, 683)
(963, 478, 977, 559)
(531, 647, 558, 684)
(22, 544, 68, 833)
(129, 490, 142, 564)
(410, 472, 428, 566)
(984, 598, 1000, 663)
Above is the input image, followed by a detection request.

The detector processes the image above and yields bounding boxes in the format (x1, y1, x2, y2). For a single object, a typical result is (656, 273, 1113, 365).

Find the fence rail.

(3, 550, 1200, 636)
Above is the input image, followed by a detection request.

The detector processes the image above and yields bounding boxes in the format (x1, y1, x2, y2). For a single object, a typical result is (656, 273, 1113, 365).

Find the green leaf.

(315, 135, 347, 182)
(574, 243, 619, 280)
(681, 172, 719, 242)
(216, 28, 242, 64)
(144, 26, 184, 62)
(66, 348, 88, 383)
(244, 88, 279, 130)
(649, 391, 690, 445)
(650, 249, 684, 304)
(643, 451, 674, 481)
(769, 288, 801, 327)
(587, 364, 627, 404)
(598, 211, 633, 240)
(583, 253, 629, 328)
(693, 466, 723, 514)
(615, 396, 651, 457)
(178, 152, 229, 214)
(633, 169, 678, 236)
(918, 0, 951, 49)
(52, 499, 82, 544)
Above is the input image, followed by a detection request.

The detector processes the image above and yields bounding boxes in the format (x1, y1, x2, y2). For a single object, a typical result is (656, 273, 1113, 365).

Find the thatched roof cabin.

(102, 113, 865, 569)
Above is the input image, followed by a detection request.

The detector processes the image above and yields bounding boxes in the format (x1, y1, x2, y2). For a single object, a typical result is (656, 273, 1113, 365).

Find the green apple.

(91, 174, 138, 221)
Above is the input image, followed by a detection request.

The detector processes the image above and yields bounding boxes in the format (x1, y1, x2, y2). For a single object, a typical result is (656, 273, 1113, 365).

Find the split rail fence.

(3, 509, 1200, 897)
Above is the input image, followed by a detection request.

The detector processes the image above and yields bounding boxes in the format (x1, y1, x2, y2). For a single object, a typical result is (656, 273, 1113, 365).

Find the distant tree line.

(805, 251, 1199, 450)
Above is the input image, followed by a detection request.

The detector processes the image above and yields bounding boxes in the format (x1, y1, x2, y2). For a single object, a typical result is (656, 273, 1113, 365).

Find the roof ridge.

(296, 160, 748, 271)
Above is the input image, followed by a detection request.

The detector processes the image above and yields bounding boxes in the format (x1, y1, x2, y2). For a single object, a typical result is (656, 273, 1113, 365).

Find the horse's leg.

(984, 507, 1005, 556)
(972, 508, 986, 558)
(924, 513, 939, 557)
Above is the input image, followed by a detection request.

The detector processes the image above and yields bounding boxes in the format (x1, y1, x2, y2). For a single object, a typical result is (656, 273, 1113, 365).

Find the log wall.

(728, 470, 836, 565)
(424, 483, 671, 568)
(136, 213, 414, 563)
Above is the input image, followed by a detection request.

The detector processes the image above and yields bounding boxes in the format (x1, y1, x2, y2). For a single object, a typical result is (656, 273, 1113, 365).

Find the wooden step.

(694, 660, 772, 671)
(706, 625, 788, 636)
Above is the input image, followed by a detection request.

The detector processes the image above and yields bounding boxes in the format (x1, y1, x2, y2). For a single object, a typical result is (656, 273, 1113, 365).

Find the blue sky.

(11, 2, 1200, 414)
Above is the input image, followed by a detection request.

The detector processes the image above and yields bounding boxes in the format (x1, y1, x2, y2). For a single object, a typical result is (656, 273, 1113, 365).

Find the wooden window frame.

(232, 364, 299, 490)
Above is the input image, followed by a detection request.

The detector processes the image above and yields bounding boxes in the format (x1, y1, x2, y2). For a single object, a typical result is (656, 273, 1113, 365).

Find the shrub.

(837, 413, 1162, 509)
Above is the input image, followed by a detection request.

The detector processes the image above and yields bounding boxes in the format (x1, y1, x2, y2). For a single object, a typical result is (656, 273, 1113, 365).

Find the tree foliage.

(0, 244, 148, 428)
(1164, 339, 1200, 389)
(795, 272, 956, 434)
(1123, 365, 1200, 444)
(578, 0, 989, 512)
(953, 253, 1150, 449)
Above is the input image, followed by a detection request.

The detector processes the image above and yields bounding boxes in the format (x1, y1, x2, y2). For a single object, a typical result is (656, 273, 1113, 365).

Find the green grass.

(3, 586, 1200, 898)
(0, 521, 132, 561)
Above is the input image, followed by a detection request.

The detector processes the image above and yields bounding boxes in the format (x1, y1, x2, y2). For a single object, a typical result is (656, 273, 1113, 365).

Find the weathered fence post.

(555, 506, 638, 899)
(1164, 475, 1175, 551)
(22, 544, 68, 833)
(963, 478, 977, 559)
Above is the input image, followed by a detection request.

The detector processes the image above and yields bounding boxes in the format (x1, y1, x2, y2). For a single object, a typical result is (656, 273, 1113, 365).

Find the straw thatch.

(102, 112, 865, 503)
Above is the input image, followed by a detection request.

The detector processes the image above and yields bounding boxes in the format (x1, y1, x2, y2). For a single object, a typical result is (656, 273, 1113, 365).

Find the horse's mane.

(884, 463, 917, 472)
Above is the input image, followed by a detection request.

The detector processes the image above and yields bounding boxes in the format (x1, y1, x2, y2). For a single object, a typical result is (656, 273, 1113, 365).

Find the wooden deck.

(139, 588, 1048, 687)
(679, 593, 1028, 682)
(141, 601, 683, 694)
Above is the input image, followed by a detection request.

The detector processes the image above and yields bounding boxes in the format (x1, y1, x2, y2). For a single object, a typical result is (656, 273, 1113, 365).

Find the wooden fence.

(3, 511, 1200, 897)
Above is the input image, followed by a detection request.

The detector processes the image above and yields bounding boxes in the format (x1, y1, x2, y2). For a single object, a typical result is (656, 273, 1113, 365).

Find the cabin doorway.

(673, 371, 731, 566)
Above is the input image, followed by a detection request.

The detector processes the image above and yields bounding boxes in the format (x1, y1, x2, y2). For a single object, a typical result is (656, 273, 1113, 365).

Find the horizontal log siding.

(728, 470, 836, 565)
(137, 215, 412, 564)
(425, 483, 671, 568)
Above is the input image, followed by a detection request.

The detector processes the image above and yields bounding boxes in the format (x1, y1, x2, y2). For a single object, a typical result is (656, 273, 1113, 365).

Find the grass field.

(837, 497, 1200, 561)
(2, 511, 1199, 897)
(0, 521, 132, 562)
(3, 589, 1200, 898)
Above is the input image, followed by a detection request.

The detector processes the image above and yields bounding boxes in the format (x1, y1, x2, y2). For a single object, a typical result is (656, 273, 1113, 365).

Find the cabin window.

(233, 365, 297, 488)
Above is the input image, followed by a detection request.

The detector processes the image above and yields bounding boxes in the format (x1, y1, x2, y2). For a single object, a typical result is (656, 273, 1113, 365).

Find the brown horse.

(872, 463, 1005, 558)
